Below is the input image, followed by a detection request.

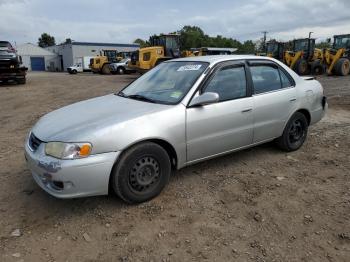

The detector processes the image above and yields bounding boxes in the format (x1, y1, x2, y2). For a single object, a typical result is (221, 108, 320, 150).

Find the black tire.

(310, 60, 324, 75)
(17, 78, 26, 85)
(112, 142, 171, 204)
(294, 58, 309, 75)
(276, 112, 308, 152)
(334, 58, 350, 76)
(117, 67, 125, 74)
(101, 64, 111, 75)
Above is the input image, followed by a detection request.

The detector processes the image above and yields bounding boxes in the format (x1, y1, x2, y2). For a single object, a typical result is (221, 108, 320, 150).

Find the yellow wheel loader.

(89, 50, 119, 74)
(284, 38, 324, 75)
(129, 34, 180, 74)
(323, 34, 350, 76)
(257, 41, 285, 60)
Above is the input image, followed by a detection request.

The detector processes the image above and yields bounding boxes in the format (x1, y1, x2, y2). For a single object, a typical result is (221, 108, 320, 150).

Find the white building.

(16, 43, 61, 71)
(46, 41, 140, 71)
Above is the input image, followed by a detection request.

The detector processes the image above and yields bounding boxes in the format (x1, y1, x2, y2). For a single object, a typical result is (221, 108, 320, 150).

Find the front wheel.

(117, 67, 125, 74)
(101, 64, 111, 75)
(276, 112, 308, 151)
(112, 142, 171, 204)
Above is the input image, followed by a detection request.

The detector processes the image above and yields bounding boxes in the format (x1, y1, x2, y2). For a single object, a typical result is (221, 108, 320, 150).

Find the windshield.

(334, 36, 350, 49)
(294, 40, 308, 51)
(267, 43, 277, 53)
(120, 61, 208, 104)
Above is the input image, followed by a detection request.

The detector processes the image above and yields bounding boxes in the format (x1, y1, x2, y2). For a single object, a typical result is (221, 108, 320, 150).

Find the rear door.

(248, 61, 297, 143)
(186, 61, 254, 162)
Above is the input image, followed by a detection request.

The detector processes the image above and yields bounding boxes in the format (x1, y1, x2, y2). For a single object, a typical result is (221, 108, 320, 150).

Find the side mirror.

(189, 92, 219, 107)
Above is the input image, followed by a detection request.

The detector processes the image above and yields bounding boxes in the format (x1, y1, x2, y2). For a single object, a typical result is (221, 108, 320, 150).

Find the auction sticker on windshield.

(177, 64, 202, 71)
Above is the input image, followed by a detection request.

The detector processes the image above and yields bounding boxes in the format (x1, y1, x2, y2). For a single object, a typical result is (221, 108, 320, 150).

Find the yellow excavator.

(323, 34, 350, 76)
(89, 50, 119, 74)
(284, 38, 323, 75)
(128, 34, 180, 74)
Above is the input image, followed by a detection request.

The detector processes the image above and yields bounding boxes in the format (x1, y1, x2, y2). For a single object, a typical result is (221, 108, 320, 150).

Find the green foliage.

(133, 38, 150, 48)
(38, 33, 55, 47)
(135, 26, 260, 54)
(315, 41, 331, 49)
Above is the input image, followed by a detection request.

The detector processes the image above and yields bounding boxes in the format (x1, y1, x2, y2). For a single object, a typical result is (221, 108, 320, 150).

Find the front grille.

(28, 133, 42, 151)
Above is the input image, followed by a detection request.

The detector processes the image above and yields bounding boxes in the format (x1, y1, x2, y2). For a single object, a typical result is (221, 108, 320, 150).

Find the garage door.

(30, 57, 45, 71)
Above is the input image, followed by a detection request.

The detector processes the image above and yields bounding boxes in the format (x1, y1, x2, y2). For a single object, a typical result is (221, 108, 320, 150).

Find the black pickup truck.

(0, 41, 27, 84)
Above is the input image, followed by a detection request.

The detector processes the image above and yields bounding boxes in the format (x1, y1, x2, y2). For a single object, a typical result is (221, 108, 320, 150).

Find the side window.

(279, 69, 293, 88)
(204, 66, 246, 101)
(250, 65, 281, 94)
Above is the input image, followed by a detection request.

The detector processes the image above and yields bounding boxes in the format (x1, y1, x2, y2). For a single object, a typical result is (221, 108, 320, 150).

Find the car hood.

(32, 94, 170, 142)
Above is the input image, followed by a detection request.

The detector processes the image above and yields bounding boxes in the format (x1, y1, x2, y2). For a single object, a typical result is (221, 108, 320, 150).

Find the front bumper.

(24, 139, 120, 199)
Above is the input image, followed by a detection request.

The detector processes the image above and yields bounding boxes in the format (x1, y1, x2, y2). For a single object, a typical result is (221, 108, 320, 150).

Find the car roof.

(170, 55, 274, 64)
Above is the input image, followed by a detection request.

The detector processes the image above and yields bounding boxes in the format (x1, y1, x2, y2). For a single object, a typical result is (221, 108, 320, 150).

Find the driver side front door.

(186, 61, 254, 163)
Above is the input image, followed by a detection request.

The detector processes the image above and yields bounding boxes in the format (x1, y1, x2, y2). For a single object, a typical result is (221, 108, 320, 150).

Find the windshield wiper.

(126, 94, 157, 103)
(116, 91, 126, 97)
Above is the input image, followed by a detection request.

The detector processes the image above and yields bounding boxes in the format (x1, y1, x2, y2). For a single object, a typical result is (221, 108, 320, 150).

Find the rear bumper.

(24, 139, 120, 199)
(310, 96, 328, 125)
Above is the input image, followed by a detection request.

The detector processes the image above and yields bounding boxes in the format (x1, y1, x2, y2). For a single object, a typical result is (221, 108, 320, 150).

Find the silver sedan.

(24, 55, 327, 203)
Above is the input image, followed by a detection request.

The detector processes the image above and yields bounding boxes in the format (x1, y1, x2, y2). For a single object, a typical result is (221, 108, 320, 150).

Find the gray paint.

(24, 55, 327, 199)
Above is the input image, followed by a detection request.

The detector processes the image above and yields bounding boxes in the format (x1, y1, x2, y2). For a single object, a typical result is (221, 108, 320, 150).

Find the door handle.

(241, 108, 252, 113)
(290, 98, 297, 102)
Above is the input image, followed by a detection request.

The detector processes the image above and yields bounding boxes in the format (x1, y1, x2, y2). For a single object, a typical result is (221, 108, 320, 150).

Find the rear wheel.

(276, 112, 308, 152)
(334, 58, 350, 76)
(294, 58, 309, 75)
(112, 142, 171, 204)
(101, 64, 111, 75)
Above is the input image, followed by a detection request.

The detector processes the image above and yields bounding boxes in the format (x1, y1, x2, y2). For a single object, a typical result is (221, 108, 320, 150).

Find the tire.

(17, 78, 26, 85)
(276, 112, 308, 152)
(310, 60, 324, 75)
(294, 58, 309, 75)
(334, 58, 350, 76)
(101, 64, 111, 75)
(117, 67, 125, 75)
(112, 142, 171, 204)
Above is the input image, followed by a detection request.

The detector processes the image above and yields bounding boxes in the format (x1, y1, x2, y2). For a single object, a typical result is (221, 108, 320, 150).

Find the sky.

(1, 0, 350, 45)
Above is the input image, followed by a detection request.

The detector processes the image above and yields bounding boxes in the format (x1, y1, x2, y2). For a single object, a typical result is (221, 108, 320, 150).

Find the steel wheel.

(276, 112, 308, 152)
(129, 156, 160, 193)
(288, 119, 306, 144)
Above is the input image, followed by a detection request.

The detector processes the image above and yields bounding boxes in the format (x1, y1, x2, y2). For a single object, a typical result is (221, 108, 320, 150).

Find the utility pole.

(308, 32, 313, 39)
(262, 31, 268, 52)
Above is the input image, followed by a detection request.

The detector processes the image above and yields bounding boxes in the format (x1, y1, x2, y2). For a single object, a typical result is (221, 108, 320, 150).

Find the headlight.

(45, 142, 92, 159)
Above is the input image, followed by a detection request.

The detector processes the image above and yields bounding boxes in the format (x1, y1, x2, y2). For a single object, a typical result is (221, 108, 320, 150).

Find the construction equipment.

(116, 51, 134, 61)
(256, 41, 284, 60)
(0, 41, 27, 84)
(266, 41, 285, 60)
(284, 38, 323, 75)
(193, 47, 237, 56)
(129, 34, 180, 73)
(323, 34, 350, 76)
(89, 50, 119, 74)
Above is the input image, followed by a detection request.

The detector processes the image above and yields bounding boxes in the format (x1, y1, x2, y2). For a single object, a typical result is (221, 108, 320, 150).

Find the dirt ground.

(0, 72, 349, 262)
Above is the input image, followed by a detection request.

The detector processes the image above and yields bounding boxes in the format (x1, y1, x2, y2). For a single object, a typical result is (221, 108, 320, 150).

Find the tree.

(316, 41, 331, 49)
(38, 33, 55, 47)
(133, 38, 149, 48)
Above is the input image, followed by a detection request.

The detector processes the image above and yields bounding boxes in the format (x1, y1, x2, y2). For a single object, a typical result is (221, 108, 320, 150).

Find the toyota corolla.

(24, 55, 327, 203)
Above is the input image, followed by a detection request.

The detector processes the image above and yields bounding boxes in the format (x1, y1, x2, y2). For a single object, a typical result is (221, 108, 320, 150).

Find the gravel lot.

(0, 72, 349, 262)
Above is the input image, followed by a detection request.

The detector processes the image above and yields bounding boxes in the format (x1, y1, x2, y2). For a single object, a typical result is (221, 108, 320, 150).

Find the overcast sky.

(1, 0, 350, 45)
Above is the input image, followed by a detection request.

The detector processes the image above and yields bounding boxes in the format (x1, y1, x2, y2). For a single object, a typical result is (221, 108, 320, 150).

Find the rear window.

(0, 41, 11, 48)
